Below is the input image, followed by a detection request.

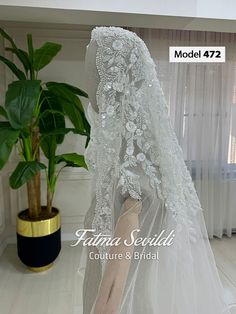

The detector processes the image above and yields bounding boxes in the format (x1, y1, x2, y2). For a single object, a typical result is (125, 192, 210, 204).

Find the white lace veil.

(84, 27, 232, 313)
(86, 26, 202, 247)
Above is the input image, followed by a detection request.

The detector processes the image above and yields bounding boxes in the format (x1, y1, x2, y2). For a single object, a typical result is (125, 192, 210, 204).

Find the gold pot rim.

(17, 207, 61, 238)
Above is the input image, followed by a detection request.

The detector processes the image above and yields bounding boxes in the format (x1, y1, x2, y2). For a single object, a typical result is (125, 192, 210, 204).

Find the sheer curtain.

(132, 28, 236, 238)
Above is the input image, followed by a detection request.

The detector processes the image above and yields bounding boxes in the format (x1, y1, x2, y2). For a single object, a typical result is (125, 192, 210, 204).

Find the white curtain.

(132, 28, 236, 238)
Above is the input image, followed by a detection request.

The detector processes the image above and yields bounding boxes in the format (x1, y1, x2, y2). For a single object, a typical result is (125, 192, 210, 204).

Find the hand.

(123, 197, 142, 214)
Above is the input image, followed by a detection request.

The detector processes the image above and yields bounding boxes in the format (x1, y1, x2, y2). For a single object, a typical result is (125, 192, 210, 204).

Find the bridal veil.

(83, 26, 232, 314)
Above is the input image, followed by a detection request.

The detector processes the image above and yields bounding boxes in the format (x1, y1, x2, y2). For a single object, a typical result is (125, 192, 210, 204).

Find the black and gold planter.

(16, 207, 61, 272)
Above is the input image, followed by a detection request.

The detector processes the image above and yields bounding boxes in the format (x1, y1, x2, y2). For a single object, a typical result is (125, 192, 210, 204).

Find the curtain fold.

(132, 28, 236, 238)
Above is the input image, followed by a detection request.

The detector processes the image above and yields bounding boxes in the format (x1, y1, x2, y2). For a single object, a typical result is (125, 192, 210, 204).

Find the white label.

(169, 46, 225, 63)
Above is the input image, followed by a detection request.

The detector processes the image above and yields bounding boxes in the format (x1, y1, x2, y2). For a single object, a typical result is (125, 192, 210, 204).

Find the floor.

(0, 237, 235, 314)
(0, 242, 84, 314)
(211, 236, 236, 314)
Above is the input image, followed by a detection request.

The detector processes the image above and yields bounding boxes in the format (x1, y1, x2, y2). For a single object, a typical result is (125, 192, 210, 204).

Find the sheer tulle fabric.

(83, 27, 232, 313)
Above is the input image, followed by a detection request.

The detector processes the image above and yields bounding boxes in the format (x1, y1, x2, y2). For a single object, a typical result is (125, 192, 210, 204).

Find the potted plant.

(0, 28, 90, 271)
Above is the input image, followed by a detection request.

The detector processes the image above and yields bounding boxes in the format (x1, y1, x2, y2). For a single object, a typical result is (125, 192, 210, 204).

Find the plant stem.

(47, 185, 53, 214)
(27, 179, 39, 218)
(22, 137, 32, 161)
(32, 121, 41, 213)
(46, 135, 56, 214)
(24, 119, 41, 219)
(46, 161, 55, 214)
(21, 134, 38, 218)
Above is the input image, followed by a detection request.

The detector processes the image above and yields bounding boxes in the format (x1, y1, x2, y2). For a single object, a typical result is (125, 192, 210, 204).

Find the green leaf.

(5, 80, 41, 129)
(0, 28, 17, 49)
(27, 34, 35, 79)
(60, 99, 85, 131)
(55, 153, 88, 169)
(33, 42, 61, 71)
(39, 109, 65, 120)
(46, 83, 89, 132)
(40, 134, 57, 160)
(85, 135, 90, 148)
(0, 55, 26, 80)
(9, 161, 46, 189)
(0, 124, 19, 169)
(40, 127, 89, 137)
(0, 28, 30, 75)
(39, 90, 65, 144)
(39, 88, 90, 145)
(46, 82, 88, 98)
(0, 106, 8, 119)
(27, 34, 34, 61)
(5, 48, 30, 74)
(0, 121, 11, 127)
(46, 82, 85, 112)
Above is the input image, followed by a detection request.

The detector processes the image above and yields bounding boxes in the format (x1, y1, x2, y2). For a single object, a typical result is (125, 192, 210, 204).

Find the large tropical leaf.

(27, 34, 34, 62)
(40, 127, 89, 137)
(46, 82, 85, 112)
(0, 106, 8, 119)
(46, 82, 89, 132)
(33, 42, 61, 71)
(40, 135, 57, 183)
(40, 134, 57, 160)
(0, 28, 30, 74)
(0, 55, 26, 80)
(26, 34, 34, 79)
(85, 133, 90, 148)
(39, 90, 65, 144)
(9, 161, 46, 189)
(0, 28, 16, 48)
(5, 47, 30, 74)
(46, 82, 88, 98)
(5, 80, 41, 129)
(55, 153, 87, 169)
(0, 121, 11, 127)
(0, 123, 19, 169)
(41, 85, 90, 147)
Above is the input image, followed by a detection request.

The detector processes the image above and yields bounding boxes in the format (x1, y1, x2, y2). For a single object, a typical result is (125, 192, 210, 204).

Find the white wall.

(0, 1, 236, 33)
(1, 0, 236, 20)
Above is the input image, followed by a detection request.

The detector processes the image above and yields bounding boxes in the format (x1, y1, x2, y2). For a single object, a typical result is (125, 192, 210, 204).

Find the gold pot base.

(28, 262, 53, 272)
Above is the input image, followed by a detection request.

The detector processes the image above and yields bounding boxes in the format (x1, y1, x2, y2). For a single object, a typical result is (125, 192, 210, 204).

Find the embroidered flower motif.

(136, 153, 146, 162)
(126, 121, 137, 132)
(112, 39, 123, 50)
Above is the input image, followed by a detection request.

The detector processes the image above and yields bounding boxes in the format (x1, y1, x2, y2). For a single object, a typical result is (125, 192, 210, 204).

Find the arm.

(92, 197, 142, 314)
